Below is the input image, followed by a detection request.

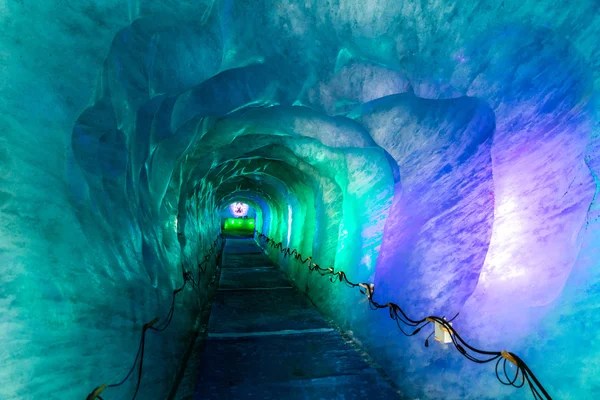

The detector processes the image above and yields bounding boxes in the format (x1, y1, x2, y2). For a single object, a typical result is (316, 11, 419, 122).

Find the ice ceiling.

(1, 0, 600, 399)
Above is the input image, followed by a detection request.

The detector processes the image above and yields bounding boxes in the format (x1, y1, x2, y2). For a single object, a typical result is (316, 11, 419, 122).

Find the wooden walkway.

(174, 238, 401, 400)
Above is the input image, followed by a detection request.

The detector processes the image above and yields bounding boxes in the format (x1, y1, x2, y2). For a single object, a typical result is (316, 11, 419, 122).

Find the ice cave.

(1, 1, 599, 399)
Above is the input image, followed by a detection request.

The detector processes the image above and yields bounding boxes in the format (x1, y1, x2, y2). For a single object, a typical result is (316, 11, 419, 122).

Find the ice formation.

(1, 1, 599, 399)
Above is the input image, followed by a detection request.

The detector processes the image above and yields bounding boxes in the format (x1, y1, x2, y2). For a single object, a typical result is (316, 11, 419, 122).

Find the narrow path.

(177, 237, 401, 399)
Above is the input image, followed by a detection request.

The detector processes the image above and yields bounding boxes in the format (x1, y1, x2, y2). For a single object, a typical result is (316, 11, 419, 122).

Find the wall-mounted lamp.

(427, 317, 453, 344)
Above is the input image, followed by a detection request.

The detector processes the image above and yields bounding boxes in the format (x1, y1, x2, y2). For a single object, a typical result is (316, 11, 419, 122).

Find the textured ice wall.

(2, 0, 600, 399)
(0, 3, 223, 399)
(351, 94, 496, 318)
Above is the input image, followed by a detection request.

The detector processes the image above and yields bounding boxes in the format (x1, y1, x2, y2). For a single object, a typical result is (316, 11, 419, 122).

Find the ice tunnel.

(1, 1, 600, 399)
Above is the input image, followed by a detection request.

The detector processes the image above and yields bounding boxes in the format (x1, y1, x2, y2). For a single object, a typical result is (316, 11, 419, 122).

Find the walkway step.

(174, 238, 401, 400)
(195, 330, 400, 399)
(208, 288, 329, 334)
(218, 267, 291, 290)
(221, 242, 276, 269)
(222, 252, 276, 268)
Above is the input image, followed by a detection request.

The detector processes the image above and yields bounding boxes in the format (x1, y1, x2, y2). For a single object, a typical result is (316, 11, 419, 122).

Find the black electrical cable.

(255, 231, 552, 400)
(86, 234, 225, 400)
(150, 279, 187, 333)
(130, 324, 149, 400)
(106, 335, 143, 388)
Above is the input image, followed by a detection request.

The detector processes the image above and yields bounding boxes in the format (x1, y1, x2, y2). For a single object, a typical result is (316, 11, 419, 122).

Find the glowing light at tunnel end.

(230, 202, 249, 217)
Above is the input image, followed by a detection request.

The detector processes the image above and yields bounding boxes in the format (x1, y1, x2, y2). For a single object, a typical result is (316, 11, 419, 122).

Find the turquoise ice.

(1, 1, 599, 399)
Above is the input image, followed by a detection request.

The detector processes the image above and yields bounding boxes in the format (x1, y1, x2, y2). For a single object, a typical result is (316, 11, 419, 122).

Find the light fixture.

(230, 202, 249, 217)
(427, 318, 453, 344)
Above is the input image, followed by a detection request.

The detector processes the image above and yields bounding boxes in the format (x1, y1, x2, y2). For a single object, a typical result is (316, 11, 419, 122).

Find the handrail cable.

(85, 234, 224, 400)
(255, 231, 551, 400)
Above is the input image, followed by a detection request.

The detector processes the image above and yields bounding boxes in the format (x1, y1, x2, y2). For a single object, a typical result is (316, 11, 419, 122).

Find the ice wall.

(1, 0, 599, 399)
